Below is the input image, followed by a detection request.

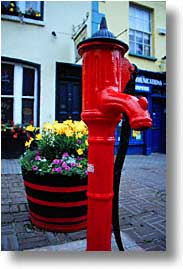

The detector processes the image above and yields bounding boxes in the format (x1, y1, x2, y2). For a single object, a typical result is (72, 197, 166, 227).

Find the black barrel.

(22, 172, 88, 232)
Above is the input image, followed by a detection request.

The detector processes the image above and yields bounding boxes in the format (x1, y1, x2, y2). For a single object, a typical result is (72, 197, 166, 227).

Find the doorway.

(151, 98, 166, 153)
(56, 63, 82, 122)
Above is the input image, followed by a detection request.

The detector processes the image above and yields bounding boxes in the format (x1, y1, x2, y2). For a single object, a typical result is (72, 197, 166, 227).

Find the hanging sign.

(73, 25, 87, 62)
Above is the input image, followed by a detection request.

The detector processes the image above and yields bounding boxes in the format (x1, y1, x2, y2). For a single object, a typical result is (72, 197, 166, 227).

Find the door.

(152, 98, 166, 153)
(56, 80, 82, 122)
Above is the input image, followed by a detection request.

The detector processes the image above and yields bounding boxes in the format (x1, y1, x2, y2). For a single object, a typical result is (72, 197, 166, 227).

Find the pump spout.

(97, 87, 152, 130)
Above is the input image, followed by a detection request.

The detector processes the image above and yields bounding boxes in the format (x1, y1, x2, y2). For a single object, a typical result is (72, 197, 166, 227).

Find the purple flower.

(71, 162, 76, 167)
(32, 165, 38, 171)
(35, 155, 41, 161)
(62, 152, 69, 158)
(52, 167, 62, 173)
(77, 139, 82, 144)
(62, 162, 67, 168)
(52, 159, 60, 165)
(64, 166, 71, 171)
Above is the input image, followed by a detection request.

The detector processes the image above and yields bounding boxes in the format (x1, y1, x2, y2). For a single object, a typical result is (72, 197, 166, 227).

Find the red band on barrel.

(26, 194, 87, 207)
(30, 216, 87, 232)
(30, 209, 87, 223)
(24, 180, 87, 193)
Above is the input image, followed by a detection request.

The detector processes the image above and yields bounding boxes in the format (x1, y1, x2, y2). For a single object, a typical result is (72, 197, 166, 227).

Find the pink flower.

(32, 165, 38, 171)
(64, 166, 71, 171)
(35, 155, 41, 161)
(52, 167, 62, 173)
(62, 152, 69, 158)
(62, 162, 67, 168)
(52, 159, 60, 165)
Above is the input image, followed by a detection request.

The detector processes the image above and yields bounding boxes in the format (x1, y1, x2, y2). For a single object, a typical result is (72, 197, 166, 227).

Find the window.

(1, 1, 44, 21)
(1, 63, 38, 126)
(129, 3, 152, 57)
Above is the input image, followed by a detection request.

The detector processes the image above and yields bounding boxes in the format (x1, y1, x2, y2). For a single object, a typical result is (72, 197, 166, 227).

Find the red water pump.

(78, 17, 152, 251)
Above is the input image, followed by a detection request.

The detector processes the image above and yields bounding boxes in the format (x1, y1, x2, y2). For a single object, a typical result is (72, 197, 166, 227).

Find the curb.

(27, 232, 144, 252)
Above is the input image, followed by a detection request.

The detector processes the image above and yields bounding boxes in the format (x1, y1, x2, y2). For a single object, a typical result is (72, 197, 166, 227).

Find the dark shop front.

(115, 69, 166, 155)
(56, 63, 166, 155)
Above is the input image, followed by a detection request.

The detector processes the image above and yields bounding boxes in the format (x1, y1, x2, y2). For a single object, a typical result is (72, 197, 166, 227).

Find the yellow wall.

(99, 1, 166, 72)
(1, 1, 92, 127)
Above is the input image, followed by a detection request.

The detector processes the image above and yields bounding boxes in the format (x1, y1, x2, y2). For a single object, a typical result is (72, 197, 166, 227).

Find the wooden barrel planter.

(22, 171, 88, 232)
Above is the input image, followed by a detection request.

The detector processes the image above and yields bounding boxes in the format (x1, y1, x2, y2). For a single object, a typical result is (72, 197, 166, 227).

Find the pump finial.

(100, 16, 108, 30)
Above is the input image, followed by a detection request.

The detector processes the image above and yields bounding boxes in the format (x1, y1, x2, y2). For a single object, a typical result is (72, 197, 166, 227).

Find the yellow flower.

(65, 129, 73, 137)
(76, 132, 83, 139)
(77, 148, 83, 155)
(9, 8, 14, 12)
(26, 125, 35, 132)
(85, 140, 88, 146)
(10, 3, 15, 7)
(25, 137, 34, 148)
(43, 122, 53, 131)
(35, 133, 42, 140)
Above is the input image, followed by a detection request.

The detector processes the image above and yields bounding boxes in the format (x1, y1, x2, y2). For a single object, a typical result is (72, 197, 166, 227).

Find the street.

(1, 153, 166, 251)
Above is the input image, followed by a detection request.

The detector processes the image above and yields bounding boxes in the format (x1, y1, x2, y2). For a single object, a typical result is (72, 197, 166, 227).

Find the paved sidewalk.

(1, 154, 166, 251)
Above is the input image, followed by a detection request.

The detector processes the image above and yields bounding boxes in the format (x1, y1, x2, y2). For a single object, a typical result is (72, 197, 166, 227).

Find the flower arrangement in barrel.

(20, 120, 88, 178)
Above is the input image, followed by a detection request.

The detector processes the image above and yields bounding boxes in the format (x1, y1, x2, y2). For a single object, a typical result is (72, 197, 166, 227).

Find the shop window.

(1, 62, 38, 126)
(130, 130, 144, 144)
(129, 3, 152, 57)
(1, 1, 44, 21)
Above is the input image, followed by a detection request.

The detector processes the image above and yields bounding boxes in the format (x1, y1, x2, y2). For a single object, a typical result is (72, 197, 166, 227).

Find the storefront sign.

(136, 76, 163, 86)
(135, 84, 151, 93)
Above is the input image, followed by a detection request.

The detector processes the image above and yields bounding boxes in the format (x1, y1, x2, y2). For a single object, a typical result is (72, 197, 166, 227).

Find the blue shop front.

(115, 69, 166, 155)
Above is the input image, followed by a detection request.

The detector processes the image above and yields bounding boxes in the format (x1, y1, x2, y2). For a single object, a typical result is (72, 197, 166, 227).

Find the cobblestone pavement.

(1, 153, 166, 251)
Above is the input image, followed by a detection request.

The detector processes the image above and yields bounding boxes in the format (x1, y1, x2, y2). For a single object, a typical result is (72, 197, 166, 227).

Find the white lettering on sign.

(136, 76, 163, 86)
(135, 85, 150, 92)
(87, 164, 94, 173)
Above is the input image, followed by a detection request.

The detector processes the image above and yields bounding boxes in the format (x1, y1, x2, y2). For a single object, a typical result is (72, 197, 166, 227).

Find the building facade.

(98, 1, 166, 154)
(1, 1, 166, 155)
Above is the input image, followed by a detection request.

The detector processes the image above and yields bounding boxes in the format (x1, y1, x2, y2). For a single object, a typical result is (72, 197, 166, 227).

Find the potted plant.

(1, 121, 27, 159)
(20, 120, 88, 232)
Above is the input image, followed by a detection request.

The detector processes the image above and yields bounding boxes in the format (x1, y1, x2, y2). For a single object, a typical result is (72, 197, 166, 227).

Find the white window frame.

(1, 62, 38, 126)
(129, 3, 152, 57)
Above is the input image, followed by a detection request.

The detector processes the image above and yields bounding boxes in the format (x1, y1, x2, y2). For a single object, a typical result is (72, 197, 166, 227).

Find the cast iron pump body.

(78, 17, 152, 251)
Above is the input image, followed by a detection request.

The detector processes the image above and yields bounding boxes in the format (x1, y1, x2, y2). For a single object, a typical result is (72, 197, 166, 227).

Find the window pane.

(1, 98, 13, 123)
(144, 33, 150, 45)
(22, 99, 34, 124)
(143, 10, 150, 22)
(129, 16, 136, 29)
(1, 64, 14, 95)
(144, 20, 151, 32)
(25, 1, 41, 11)
(129, 5, 135, 17)
(129, 41, 135, 54)
(22, 67, 35, 96)
(136, 43, 143, 55)
(135, 18, 144, 31)
(129, 30, 135, 41)
(136, 31, 143, 43)
(144, 45, 150, 56)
